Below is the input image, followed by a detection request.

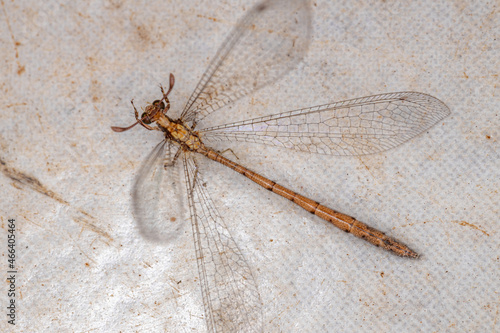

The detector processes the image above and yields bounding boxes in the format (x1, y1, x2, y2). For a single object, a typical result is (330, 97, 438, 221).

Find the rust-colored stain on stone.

(0, 157, 69, 205)
(1, 157, 113, 242)
(453, 220, 490, 237)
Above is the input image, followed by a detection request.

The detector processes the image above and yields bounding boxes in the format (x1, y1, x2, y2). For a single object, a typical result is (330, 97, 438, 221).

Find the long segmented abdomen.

(203, 149, 418, 258)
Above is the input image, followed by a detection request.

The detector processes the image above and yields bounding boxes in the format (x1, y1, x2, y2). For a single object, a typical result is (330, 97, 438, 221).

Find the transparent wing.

(180, 0, 311, 124)
(200, 92, 451, 156)
(183, 155, 262, 333)
(132, 140, 187, 242)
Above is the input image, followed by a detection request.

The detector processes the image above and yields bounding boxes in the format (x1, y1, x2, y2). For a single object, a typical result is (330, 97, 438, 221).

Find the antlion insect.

(112, 0, 449, 331)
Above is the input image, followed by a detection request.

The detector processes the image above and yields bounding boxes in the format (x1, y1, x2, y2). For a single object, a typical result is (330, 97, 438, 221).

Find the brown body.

(112, 76, 418, 258)
(162, 111, 418, 258)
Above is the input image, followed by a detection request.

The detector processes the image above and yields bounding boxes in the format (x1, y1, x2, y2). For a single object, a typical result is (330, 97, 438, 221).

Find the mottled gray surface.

(0, 0, 498, 332)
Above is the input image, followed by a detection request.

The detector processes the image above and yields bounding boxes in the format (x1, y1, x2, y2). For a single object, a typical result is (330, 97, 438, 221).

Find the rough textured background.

(0, 0, 498, 332)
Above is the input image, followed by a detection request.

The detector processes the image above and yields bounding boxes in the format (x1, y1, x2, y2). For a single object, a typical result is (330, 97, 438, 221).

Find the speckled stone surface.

(0, 0, 497, 332)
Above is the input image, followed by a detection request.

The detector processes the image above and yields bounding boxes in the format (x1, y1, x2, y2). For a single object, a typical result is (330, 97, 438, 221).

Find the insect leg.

(164, 146, 182, 169)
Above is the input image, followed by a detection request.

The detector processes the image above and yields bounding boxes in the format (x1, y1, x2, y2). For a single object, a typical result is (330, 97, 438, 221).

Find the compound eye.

(140, 112, 152, 124)
(152, 100, 165, 109)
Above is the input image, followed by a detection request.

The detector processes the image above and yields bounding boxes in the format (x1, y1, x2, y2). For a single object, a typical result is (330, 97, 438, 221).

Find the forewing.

(181, 0, 311, 124)
(183, 155, 262, 333)
(200, 92, 450, 156)
(132, 140, 187, 242)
